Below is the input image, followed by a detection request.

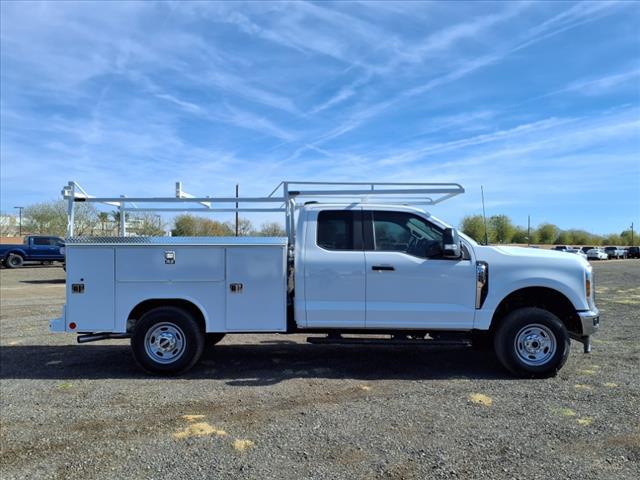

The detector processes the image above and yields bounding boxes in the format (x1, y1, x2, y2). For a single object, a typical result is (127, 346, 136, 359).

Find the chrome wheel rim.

(514, 323, 557, 366)
(144, 322, 186, 364)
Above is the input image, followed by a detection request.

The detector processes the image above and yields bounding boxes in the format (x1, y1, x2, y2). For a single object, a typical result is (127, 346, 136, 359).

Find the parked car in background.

(567, 248, 587, 260)
(604, 246, 626, 259)
(0, 235, 65, 268)
(581, 246, 596, 254)
(587, 248, 608, 260)
(628, 246, 640, 259)
(553, 245, 571, 251)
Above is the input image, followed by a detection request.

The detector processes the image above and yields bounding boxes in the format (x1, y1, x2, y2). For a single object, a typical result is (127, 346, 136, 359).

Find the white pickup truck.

(51, 181, 599, 377)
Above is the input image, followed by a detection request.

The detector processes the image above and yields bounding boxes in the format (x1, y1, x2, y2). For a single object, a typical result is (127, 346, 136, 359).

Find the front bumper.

(577, 308, 600, 336)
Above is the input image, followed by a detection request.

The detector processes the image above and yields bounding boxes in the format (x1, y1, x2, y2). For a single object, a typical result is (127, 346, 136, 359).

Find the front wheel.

(131, 306, 204, 375)
(494, 307, 570, 378)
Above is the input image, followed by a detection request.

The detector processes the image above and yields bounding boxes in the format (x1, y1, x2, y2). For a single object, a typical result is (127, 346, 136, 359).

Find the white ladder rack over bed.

(61, 180, 465, 242)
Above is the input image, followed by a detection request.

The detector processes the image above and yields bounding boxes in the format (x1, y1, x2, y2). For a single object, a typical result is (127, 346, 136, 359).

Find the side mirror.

(442, 228, 462, 259)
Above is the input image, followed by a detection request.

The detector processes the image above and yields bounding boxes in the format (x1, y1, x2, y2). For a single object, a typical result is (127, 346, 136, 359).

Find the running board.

(306, 335, 471, 346)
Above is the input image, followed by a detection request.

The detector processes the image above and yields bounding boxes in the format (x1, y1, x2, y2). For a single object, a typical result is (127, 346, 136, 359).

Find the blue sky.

(1, 0, 639, 234)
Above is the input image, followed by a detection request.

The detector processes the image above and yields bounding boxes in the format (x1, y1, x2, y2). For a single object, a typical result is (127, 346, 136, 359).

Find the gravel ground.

(1, 261, 639, 479)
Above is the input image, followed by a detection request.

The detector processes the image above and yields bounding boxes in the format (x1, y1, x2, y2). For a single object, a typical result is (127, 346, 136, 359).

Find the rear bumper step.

(77, 333, 130, 343)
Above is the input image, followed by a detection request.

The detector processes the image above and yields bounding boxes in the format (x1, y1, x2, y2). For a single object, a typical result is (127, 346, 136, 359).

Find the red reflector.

(69, 322, 77, 330)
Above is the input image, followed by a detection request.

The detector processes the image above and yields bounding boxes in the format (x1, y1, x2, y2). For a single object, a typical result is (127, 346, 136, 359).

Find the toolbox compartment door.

(116, 246, 224, 283)
(66, 246, 115, 331)
(226, 246, 286, 332)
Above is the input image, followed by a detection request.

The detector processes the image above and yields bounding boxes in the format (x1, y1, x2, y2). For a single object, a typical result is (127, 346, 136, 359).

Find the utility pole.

(14, 206, 23, 236)
(527, 215, 531, 247)
(631, 222, 635, 246)
(235, 184, 239, 237)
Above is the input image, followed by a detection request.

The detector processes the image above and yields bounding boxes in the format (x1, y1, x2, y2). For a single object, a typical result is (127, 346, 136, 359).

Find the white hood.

(475, 244, 590, 269)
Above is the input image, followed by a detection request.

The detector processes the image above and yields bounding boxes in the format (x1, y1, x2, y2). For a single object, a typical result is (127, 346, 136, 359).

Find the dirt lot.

(1, 261, 639, 479)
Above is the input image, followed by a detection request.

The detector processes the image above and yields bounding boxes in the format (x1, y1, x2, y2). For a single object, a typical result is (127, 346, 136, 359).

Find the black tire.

(6, 254, 24, 269)
(131, 306, 205, 375)
(494, 307, 570, 378)
(206, 333, 226, 347)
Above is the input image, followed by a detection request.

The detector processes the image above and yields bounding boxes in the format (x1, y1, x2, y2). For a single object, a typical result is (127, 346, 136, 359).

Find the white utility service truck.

(51, 181, 599, 377)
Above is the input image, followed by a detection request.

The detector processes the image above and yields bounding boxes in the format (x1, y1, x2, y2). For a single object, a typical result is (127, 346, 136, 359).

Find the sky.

(1, 0, 639, 234)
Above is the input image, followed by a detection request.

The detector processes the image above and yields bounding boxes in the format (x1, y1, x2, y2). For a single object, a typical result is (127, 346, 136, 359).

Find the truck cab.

(296, 205, 477, 330)
(51, 181, 600, 378)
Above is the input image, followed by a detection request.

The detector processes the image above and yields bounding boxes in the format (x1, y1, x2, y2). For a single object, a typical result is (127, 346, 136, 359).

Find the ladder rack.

(62, 180, 464, 242)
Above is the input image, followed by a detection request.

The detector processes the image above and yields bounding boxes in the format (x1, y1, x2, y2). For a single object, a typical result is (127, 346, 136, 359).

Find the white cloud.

(155, 93, 204, 115)
(309, 86, 356, 114)
(204, 70, 298, 114)
(564, 68, 640, 96)
(221, 106, 297, 142)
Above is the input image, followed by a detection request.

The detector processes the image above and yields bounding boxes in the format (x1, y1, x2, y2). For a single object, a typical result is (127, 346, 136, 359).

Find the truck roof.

(300, 203, 433, 215)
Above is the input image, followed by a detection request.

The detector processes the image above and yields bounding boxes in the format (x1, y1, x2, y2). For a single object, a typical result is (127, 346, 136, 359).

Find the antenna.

(481, 185, 489, 245)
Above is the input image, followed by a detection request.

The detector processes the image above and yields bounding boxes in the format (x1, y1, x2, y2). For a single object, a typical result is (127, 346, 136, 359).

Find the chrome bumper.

(578, 308, 600, 336)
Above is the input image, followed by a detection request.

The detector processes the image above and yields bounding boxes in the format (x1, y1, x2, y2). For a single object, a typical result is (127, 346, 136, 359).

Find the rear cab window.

(316, 210, 362, 251)
(33, 237, 50, 246)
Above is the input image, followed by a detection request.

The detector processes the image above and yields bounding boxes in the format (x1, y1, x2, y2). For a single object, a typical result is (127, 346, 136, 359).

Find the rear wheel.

(6, 254, 24, 269)
(494, 307, 570, 378)
(131, 306, 204, 375)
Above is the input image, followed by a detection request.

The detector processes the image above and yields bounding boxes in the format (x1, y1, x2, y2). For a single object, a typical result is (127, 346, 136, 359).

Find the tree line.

(1, 200, 286, 237)
(171, 215, 285, 237)
(460, 214, 635, 246)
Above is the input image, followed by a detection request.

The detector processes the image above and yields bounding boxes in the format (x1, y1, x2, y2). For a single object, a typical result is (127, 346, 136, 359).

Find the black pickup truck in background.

(0, 235, 65, 268)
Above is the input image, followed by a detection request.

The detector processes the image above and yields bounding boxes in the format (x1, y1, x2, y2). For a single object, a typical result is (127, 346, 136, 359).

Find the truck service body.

(51, 181, 599, 377)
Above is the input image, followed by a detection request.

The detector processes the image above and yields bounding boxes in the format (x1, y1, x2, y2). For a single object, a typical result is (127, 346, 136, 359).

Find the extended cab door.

(364, 210, 476, 329)
(302, 209, 365, 328)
